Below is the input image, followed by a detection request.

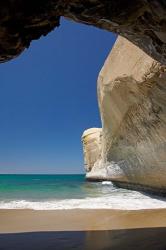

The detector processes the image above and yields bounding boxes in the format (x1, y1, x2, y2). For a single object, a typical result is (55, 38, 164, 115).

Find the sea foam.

(0, 191, 166, 210)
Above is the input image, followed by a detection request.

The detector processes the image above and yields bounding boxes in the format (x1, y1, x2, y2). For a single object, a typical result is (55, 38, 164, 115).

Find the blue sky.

(0, 18, 116, 174)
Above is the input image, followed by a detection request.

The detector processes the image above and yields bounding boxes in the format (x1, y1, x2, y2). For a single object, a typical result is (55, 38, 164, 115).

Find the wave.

(0, 192, 166, 210)
(102, 181, 113, 185)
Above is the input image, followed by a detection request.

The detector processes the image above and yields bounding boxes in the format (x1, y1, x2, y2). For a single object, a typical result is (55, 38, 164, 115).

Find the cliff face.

(82, 36, 166, 194)
(82, 128, 102, 173)
(82, 128, 105, 180)
(0, 1, 166, 64)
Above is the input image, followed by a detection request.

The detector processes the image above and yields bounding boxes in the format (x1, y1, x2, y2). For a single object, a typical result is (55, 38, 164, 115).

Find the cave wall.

(0, 1, 166, 63)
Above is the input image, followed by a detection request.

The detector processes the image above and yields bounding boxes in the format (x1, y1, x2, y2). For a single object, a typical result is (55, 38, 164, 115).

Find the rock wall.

(82, 36, 166, 194)
(82, 128, 103, 180)
(0, 1, 166, 64)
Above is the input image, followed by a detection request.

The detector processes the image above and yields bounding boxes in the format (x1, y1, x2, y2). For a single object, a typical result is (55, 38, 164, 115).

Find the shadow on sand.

(0, 227, 166, 250)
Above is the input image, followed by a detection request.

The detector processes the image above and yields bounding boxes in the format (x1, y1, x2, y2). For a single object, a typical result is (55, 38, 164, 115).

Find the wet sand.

(0, 209, 166, 249)
(0, 209, 166, 233)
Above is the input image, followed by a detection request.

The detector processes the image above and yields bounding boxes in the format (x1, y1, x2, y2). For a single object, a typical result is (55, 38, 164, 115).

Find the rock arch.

(0, 1, 166, 63)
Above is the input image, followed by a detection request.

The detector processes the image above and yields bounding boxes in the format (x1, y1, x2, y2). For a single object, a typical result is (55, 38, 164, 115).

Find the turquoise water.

(0, 174, 109, 201)
(0, 174, 166, 210)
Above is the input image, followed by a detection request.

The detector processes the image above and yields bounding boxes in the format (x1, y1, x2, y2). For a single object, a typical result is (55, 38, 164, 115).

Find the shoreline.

(0, 208, 166, 233)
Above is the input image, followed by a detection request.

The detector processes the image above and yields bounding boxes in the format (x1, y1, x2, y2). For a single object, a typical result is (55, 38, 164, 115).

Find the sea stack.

(82, 128, 106, 180)
(82, 36, 166, 194)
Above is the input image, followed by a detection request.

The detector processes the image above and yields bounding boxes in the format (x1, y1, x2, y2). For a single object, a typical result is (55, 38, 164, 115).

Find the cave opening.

(0, 18, 116, 174)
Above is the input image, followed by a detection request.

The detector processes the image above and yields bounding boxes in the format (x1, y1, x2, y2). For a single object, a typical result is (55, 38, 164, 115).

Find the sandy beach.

(0, 209, 166, 249)
(0, 208, 166, 233)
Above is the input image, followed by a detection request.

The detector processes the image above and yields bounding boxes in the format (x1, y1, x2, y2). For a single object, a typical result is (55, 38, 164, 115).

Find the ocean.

(0, 174, 166, 210)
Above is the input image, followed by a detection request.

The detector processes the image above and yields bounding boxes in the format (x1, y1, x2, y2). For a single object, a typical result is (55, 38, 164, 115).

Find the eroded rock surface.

(0, 1, 166, 63)
(83, 36, 166, 194)
(82, 128, 108, 181)
(82, 128, 102, 172)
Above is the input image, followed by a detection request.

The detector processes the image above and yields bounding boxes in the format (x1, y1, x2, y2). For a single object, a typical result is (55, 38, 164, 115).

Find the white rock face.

(82, 128, 102, 173)
(82, 36, 166, 193)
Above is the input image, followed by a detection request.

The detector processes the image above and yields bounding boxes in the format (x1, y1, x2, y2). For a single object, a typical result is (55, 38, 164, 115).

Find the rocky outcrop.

(82, 128, 105, 180)
(83, 36, 166, 194)
(0, 1, 166, 63)
(82, 128, 102, 173)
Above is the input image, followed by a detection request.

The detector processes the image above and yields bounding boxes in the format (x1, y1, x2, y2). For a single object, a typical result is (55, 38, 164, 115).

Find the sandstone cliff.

(82, 36, 166, 194)
(82, 128, 105, 180)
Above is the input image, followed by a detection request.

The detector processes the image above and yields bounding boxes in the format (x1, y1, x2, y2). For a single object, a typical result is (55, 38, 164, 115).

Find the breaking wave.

(0, 191, 166, 210)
